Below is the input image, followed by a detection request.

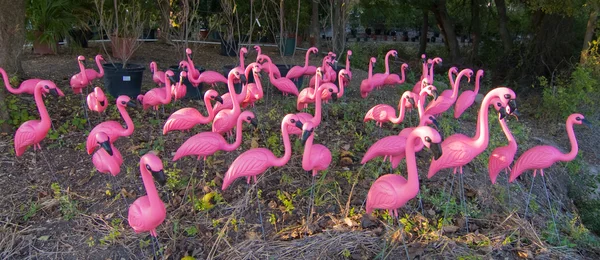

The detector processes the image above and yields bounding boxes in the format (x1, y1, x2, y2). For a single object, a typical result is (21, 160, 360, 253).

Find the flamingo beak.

(215, 96, 223, 104)
(499, 106, 508, 120)
(301, 129, 313, 146)
(582, 118, 592, 128)
(240, 75, 247, 84)
(431, 142, 443, 160)
(431, 118, 441, 132)
(100, 140, 113, 156)
(152, 169, 167, 186)
(342, 74, 349, 80)
(295, 120, 304, 129)
(407, 97, 415, 107)
(508, 99, 517, 114)
(168, 75, 177, 83)
(509, 109, 520, 121)
(432, 90, 438, 101)
(126, 100, 137, 107)
(48, 88, 58, 97)
(250, 117, 258, 127)
(332, 92, 338, 101)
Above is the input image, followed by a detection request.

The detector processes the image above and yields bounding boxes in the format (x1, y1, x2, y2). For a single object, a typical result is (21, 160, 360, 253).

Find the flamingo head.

(150, 61, 157, 73)
(165, 70, 176, 84)
(403, 92, 415, 107)
(402, 63, 410, 72)
(420, 78, 430, 90)
(370, 57, 377, 65)
(178, 61, 189, 71)
(240, 47, 248, 57)
(315, 67, 323, 79)
(38, 81, 64, 98)
(323, 84, 339, 101)
(282, 114, 304, 131)
(421, 54, 426, 62)
(77, 55, 86, 66)
(94, 87, 106, 104)
(240, 111, 258, 128)
(347, 50, 352, 57)
(186, 48, 192, 57)
(254, 45, 261, 52)
(257, 54, 268, 64)
(339, 69, 349, 80)
(309, 47, 319, 54)
(301, 121, 316, 146)
(421, 84, 438, 101)
(391, 50, 398, 58)
(433, 57, 443, 65)
(95, 132, 113, 156)
(477, 69, 485, 79)
(328, 52, 337, 59)
(571, 113, 591, 128)
(411, 126, 443, 160)
(205, 89, 223, 104)
(96, 54, 105, 63)
(449, 67, 459, 75)
(141, 152, 167, 186)
(117, 95, 136, 108)
(179, 71, 187, 82)
(251, 63, 262, 79)
(230, 69, 246, 84)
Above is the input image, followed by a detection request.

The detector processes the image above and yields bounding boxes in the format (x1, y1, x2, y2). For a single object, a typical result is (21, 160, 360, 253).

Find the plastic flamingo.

(371, 50, 397, 89)
(427, 57, 443, 83)
(91, 132, 123, 176)
(320, 69, 349, 103)
(297, 69, 346, 110)
(173, 111, 257, 161)
(308, 56, 335, 88)
(289, 69, 338, 136)
(128, 152, 167, 240)
(70, 55, 91, 94)
(214, 63, 260, 113)
(254, 45, 281, 78)
(162, 89, 222, 135)
(384, 63, 409, 87)
(212, 70, 246, 136)
(150, 61, 166, 86)
(286, 47, 318, 79)
(344, 50, 352, 82)
(423, 68, 473, 116)
(221, 114, 303, 190)
(509, 113, 589, 241)
(87, 87, 108, 113)
(189, 68, 228, 88)
(138, 70, 174, 111)
(241, 63, 265, 108)
(488, 100, 518, 184)
(324, 52, 338, 80)
(411, 54, 428, 94)
(258, 54, 299, 96)
(364, 91, 413, 127)
(184, 48, 201, 83)
(171, 71, 187, 101)
(0, 67, 42, 95)
(301, 121, 332, 221)
(427, 87, 517, 231)
(85, 54, 105, 81)
(454, 69, 484, 118)
(14, 81, 64, 156)
(86, 96, 136, 154)
(360, 57, 378, 98)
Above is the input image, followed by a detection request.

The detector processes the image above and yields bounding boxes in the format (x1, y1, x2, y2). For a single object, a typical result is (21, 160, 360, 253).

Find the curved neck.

(417, 91, 429, 118)
(451, 70, 468, 99)
(1, 69, 18, 94)
(303, 51, 311, 68)
(448, 70, 456, 88)
(203, 93, 215, 118)
(118, 104, 134, 136)
(472, 93, 494, 149)
(254, 73, 263, 97)
(400, 65, 407, 83)
(392, 93, 410, 124)
(312, 84, 325, 125)
(78, 60, 89, 84)
(302, 133, 314, 168)
(384, 52, 391, 74)
(474, 71, 482, 93)
(227, 74, 240, 112)
(428, 62, 435, 82)
(499, 119, 516, 149)
(405, 133, 420, 190)
(421, 62, 427, 80)
(345, 54, 351, 71)
(255, 47, 262, 61)
(186, 54, 198, 78)
(35, 86, 50, 128)
(225, 117, 246, 151)
(368, 60, 374, 78)
(274, 122, 293, 166)
(139, 166, 161, 208)
(163, 74, 172, 103)
(337, 73, 345, 97)
(561, 120, 579, 161)
(95, 56, 104, 76)
(239, 53, 245, 69)
(244, 66, 253, 81)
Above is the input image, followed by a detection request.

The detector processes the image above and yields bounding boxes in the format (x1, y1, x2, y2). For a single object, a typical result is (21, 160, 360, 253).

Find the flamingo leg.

(541, 171, 560, 242)
(459, 170, 469, 232)
(505, 168, 511, 209)
(152, 235, 164, 260)
(252, 182, 265, 239)
(81, 93, 91, 129)
(306, 173, 316, 234)
(443, 172, 456, 227)
(524, 173, 536, 218)
(398, 214, 410, 260)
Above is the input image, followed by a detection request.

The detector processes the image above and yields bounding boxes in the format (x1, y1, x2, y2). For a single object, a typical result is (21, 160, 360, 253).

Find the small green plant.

(276, 189, 300, 214)
(165, 166, 185, 190)
(212, 219, 221, 228)
(51, 183, 78, 220)
(23, 200, 40, 221)
(266, 134, 282, 157)
(340, 248, 351, 258)
(268, 213, 277, 226)
(100, 218, 123, 245)
(184, 226, 198, 237)
(87, 236, 95, 247)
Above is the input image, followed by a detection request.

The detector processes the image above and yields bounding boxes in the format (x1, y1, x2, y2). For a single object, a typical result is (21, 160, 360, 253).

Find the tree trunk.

(419, 9, 428, 57)
(580, 3, 599, 64)
(311, 0, 320, 48)
(331, 0, 348, 55)
(431, 0, 460, 62)
(494, 0, 512, 54)
(0, 0, 25, 133)
(157, 0, 171, 44)
(470, 0, 481, 64)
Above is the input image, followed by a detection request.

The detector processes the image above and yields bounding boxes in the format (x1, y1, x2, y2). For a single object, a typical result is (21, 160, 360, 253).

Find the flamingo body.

(86, 96, 135, 154)
(454, 69, 484, 118)
(87, 87, 108, 113)
(162, 89, 221, 135)
(1, 67, 42, 95)
(128, 153, 167, 238)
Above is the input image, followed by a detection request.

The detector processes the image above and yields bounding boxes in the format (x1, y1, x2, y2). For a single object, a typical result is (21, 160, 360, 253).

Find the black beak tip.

(49, 88, 58, 96)
(582, 119, 592, 128)
(433, 91, 438, 101)
(154, 170, 167, 186)
(408, 97, 415, 106)
(215, 96, 224, 104)
(127, 101, 137, 107)
(240, 75, 247, 84)
(251, 118, 258, 127)
(295, 121, 303, 129)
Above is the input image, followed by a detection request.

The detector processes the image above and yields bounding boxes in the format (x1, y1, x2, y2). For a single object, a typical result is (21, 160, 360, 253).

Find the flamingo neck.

(405, 132, 420, 192)
(95, 56, 104, 77)
(239, 53, 245, 70)
(392, 93, 410, 124)
(345, 55, 350, 72)
(163, 76, 172, 103)
(1, 69, 18, 94)
(227, 74, 240, 113)
(186, 54, 198, 78)
(302, 133, 314, 169)
(303, 51, 311, 68)
(474, 71, 482, 93)
(473, 92, 494, 149)
(421, 62, 427, 80)
(203, 93, 215, 118)
(400, 65, 407, 83)
(428, 62, 435, 82)
(255, 48, 262, 61)
(448, 70, 455, 88)
(274, 122, 293, 167)
(368, 60, 373, 78)
(384, 52, 391, 74)
(417, 91, 429, 118)
(499, 118, 516, 149)
(118, 104, 134, 136)
(312, 82, 325, 125)
(451, 70, 469, 100)
(225, 116, 245, 151)
(140, 165, 161, 208)
(254, 73, 264, 98)
(78, 60, 89, 84)
(337, 73, 345, 97)
(35, 86, 50, 128)
(561, 120, 579, 161)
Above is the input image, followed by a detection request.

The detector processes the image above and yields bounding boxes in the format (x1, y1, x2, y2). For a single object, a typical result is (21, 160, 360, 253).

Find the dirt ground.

(0, 41, 599, 259)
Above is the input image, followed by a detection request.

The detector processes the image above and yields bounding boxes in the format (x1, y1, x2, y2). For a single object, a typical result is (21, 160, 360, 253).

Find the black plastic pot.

(222, 65, 255, 95)
(276, 64, 304, 89)
(220, 38, 238, 57)
(141, 29, 157, 39)
(169, 65, 206, 100)
(69, 29, 92, 48)
(102, 63, 145, 99)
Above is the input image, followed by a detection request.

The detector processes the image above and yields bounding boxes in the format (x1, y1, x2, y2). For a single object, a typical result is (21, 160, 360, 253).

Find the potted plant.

(95, 0, 146, 99)
(26, 0, 91, 54)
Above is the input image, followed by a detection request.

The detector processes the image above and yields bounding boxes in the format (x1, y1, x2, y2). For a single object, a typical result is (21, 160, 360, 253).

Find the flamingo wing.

(212, 110, 236, 134)
(286, 65, 306, 79)
(384, 74, 401, 85)
(128, 197, 151, 233)
(364, 105, 394, 123)
(222, 148, 275, 190)
(305, 66, 317, 76)
(454, 90, 476, 119)
(361, 135, 407, 164)
(366, 174, 406, 214)
(163, 108, 210, 134)
(14, 121, 39, 156)
(427, 138, 476, 178)
(308, 144, 332, 172)
(199, 71, 227, 85)
(173, 132, 226, 161)
(92, 149, 121, 176)
(488, 145, 514, 184)
(510, 146, 561, 181)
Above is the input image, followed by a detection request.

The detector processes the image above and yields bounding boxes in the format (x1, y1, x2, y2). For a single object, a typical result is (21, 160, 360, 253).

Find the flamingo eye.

(44, 85, 49, 89)
(290, 119, 296, 123)
(576, 117, 582, 121)
(247, 116, 251, 120)
(121, 101, 126, 105)
(329, 88, 333, 92)
(497, 102, 502, 107)
(425, 136, 432, 142)
(145, 164, 151, 170)
(504, 94, 511, 99)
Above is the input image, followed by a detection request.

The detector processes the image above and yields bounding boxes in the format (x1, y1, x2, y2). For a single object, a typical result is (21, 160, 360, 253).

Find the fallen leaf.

(517, 251, 529, 258)
(342, 144, 350, 150)
(105, 213, 114, 220)
(340, 157, 353, 166)
(340, 150, 354, 158)
(251, 137, 260, 148)
(343, 217, 356, 227)
(38, 235, 50, 241)
(427, 209, 436, 216)
(442, 225, 459, 233)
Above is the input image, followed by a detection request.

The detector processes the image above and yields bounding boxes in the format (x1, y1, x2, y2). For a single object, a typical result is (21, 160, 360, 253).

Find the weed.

(51, 183, 78, 220)
(100, 218, 122, 245)
(212, 219, 221, 228)
(193, 191, 223, 211)
(280, 173, 293, 186)
(165, 166, 185, 190)
(185, 226, 198, 237)
(266, 134, 282, 157)
(87, 236, 95, 247)
(276, 189, 301, 214)
(340, 248, 351, 258)
(22, 200, 40, 221)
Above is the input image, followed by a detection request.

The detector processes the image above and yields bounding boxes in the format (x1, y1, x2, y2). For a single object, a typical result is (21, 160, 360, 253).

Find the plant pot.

(141, 29, 156, 39)
(111, 36, 137, 60)
(222, 65, 255, 95)
(276, 64, 303, 89)
(69, 29, 92, 48)
(279, 37, 296, 56)
(102, 63, 145, 99)
(169, 65, 206, 100)
(199, 29, 209, 39)
(32, 31, 57, 55)
(220, 37, 238, 57)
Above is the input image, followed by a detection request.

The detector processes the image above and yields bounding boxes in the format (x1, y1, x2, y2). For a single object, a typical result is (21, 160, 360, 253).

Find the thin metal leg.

(306, 174, 316, 231)
(460, 173, 469, 233)
(81, 94, 91, 129)
(256, 184, 265, 239)
(524, 174, 536, 218)
(443, 173, 456, 224)
(542, 173, 559, 242)
(505, 169, 511, 210)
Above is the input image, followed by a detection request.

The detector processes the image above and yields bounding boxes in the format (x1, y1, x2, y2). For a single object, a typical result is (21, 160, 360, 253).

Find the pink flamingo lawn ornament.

(308, 55, 335, 88)
(138, 70, 175, 111)
(319, 69, 349, 103)
(92, 132, 123, 176)
(343, 50, 353, 83)
(86, 95, 136, 154)
(488, 99, 519, 185)
(296, 68, 347, 110)
(364, 91, 413, 128)
(128, 152, 167, 258)
(150, 61, 166, 86)
(423, 68, 473, 116)
(426, 57, 443, 83)
(162, 89, 222, 135)
(286, 47, 319, 80)
(84, 54, 105, 82)
(212, 70, 246, 137)
(171, 71, 187, 101)
(254, 45, 281, 78)
(14, 81, 64, 157)
(384, 63, 409, 87)
(371, 50, 397, 89)
(87, 87, 108, 113)
(213, 63, 261, 113)
(258, 54, 299, 96)
(427, 87, 517, 232)
(360, 57, 378, 98)
(70, 55, 90, 94)
(1, 67, 42, 95)
(366, 126, 443, 259)
(411, 54, 428, 94)
(454, 69, 484, 118)
(301, 121, 332, 222)
(289, 69, 338, 136)
(173, 111, 257, 171)
(509, 113, 590, 241)
(241, 63, 265, 108)
(185, 48, 228, 88)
